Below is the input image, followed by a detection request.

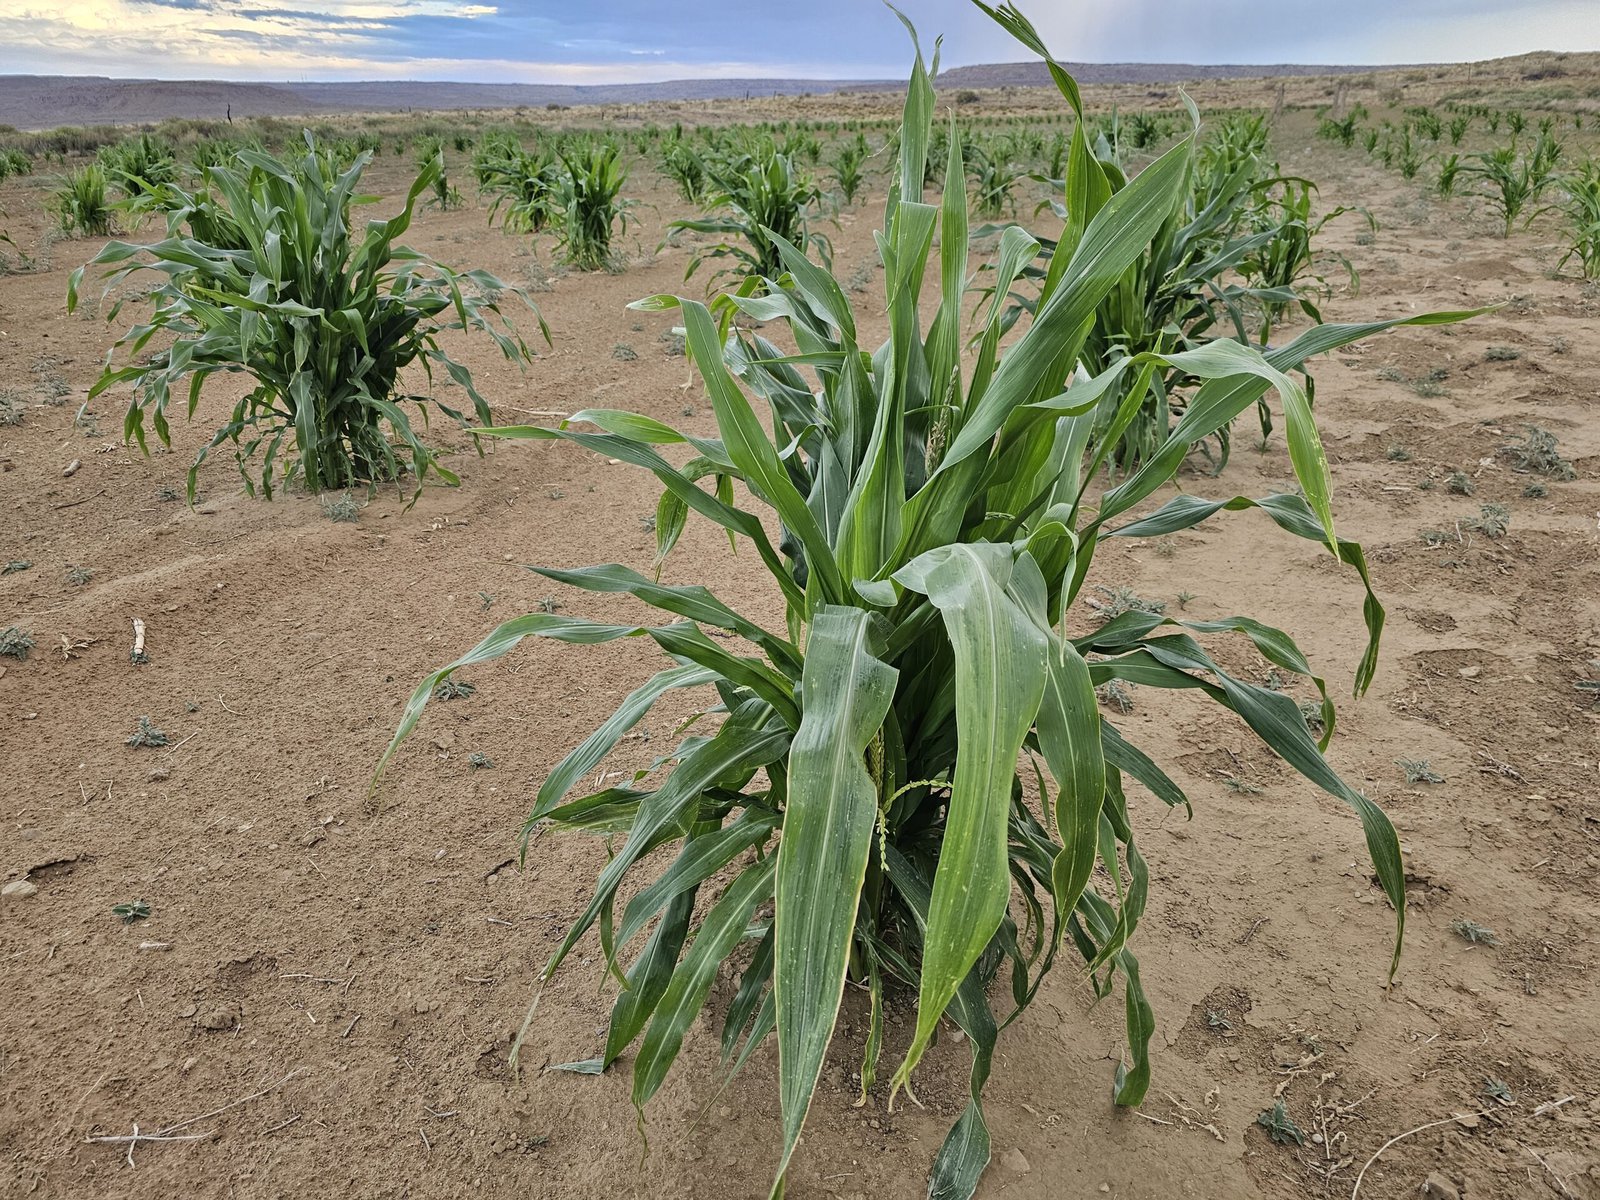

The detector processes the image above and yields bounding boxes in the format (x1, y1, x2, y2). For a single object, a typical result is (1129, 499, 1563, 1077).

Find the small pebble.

(2, 880, 39, 899)
(1000, 1147, 1030, 1174)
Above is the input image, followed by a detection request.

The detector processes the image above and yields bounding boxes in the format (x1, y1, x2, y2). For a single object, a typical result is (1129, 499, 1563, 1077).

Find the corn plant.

(0, 148, 33, 179)
(1318, 114, 1359, 148)
(966, 139, 1024, 217)
(1120, 110, 1168, 150)
(830, 133, 869, 206)
(415, 140, 463, 210)
(1045, 128, 1068, 178)
(190, 135, 260, 171)
(1196, 113, 1270, 192)
(1558, 160, 1600, 278)
(1396, 127, 1423, 180)
(52, 164, 115, 237)
(476, 133, 563, 233)
(1532, 128, 1563, 177)
(667, 142, 829, 283)
(68, 135, 545, 499)
(1437, 153, 1462, 198)
(554, 140, 630, 270)
(378, 7, 1478, 1197)
(99, 133, 176, 196)
(660, 139, 708, 204)
(988, 117, 1298, 470)
(1466, 145, 1558, 235)
(1449, 115, 1471, 146)
(1243, 181, 1368, 339)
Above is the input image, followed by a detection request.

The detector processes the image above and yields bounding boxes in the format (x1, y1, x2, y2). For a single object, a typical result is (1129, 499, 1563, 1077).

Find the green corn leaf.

(771, 606, 898, 1193)
(633, 853, 776, 1109)
(374, 612, 662, 787)
(601, 884, 698, 1070)
(890, 544, 1047, 1092)
(617, 805, 780, 951)
(544, 720, 789, 983)
(681, 299, 845, 608)
(529, 662, 718, 826)
(1034, 634, 1105, 942)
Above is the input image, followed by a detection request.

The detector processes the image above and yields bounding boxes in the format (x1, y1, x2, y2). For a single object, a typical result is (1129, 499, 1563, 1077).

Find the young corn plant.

(966, 139, 1025, 218)
(69, 135, 545, 499)
(1395, 127, 1423, 180)
(660, 139, 709, 204)
(98, 133, 176, 196)
(667, 141, 829, 283)
(1318, 114, 1359, 148)
(1437, 153, 1463, 198)
(416, 139, 464, 210)
(1558, 159, 1600, 278)
(1466, 145, 1558, 236)
(555, 140, 631, 271)
(830, 133, 870, 206)
(1243, 181, 1368, 340)
(986, 116, 1300, 471)
(477, 134, 564, 234)
(52, 164, 115, 237)
(379, 7, 1476, 1196)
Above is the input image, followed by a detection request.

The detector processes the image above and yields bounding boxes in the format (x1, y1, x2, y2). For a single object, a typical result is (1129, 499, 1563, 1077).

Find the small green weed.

(1482, 1076, 1514, 1105)
(1095, 680, 1135, 713)
(321, 495, 360, 523)
(1256, 1100, 1305, 1146)
(1503, 426, 1574, 480)
(1087, 585, 1165, 623)
(1450, 918, 1499, 946)
(126, 716, 169, 747)
(1396, 758, 1444, 783)
(0, 626, 35, 660)
(112, 900, 152, 924)
(1467, 503, 1509, 538)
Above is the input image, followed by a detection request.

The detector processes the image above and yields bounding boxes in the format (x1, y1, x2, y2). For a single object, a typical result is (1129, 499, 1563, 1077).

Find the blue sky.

(0, 0, 1594, 81)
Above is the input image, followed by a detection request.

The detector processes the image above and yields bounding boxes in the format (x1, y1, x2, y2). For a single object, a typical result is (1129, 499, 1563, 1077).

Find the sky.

(0, 0, 1595, 82)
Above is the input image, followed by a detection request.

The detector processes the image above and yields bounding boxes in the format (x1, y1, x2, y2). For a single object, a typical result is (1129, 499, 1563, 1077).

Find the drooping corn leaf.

(771, 606, 898, 1193)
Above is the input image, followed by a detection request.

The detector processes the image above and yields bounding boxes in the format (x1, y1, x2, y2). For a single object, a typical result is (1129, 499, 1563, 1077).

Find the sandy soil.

(1, 118, 1597, 1200)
